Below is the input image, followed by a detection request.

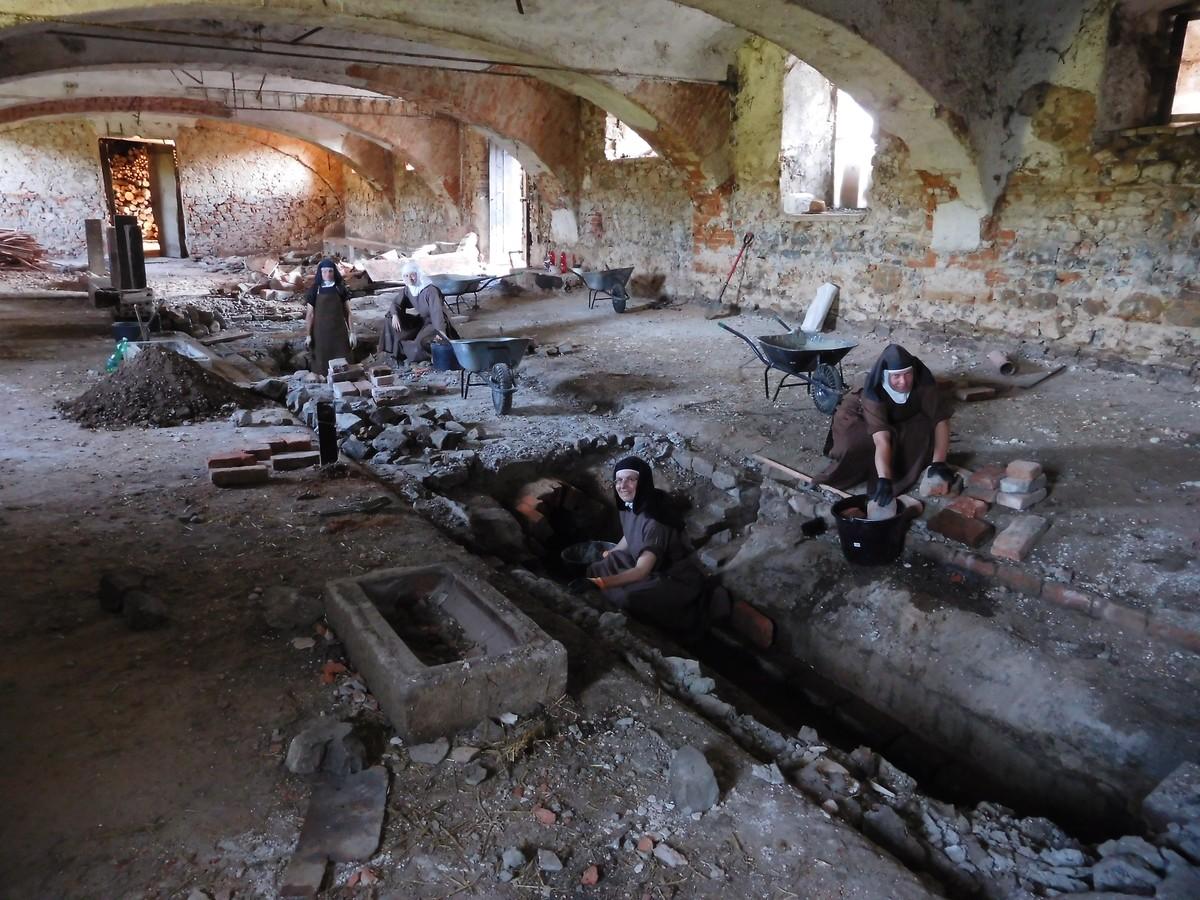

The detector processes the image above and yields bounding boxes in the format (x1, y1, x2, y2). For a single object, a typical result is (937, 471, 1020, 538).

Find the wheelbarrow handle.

(771, 314, 795, 332)
(718, 321, 771, 366)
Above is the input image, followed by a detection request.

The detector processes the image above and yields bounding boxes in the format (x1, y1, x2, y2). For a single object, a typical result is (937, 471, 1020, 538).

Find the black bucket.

(430, 341, 461, 371)
(560, 541, 616, 570)
(831, 495, 922, 565)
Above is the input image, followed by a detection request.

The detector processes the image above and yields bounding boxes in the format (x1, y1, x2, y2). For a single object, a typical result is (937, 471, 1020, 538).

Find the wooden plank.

(754, 454, 851, 498)
(200, 329, 253, 345)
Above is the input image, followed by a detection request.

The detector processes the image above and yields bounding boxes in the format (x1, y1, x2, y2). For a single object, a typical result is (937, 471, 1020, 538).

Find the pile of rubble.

(221, 252, 372, 303)
(59, 345, 263, 429)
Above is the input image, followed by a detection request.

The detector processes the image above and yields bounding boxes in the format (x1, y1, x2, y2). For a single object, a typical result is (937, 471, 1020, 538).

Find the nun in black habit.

(586, 457, 706, 633)
(304, 258, 354, 375)
(818, 344, 954, 506)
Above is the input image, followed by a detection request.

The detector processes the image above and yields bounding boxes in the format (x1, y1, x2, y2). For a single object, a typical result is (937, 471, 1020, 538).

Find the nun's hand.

(304, 335, 312, 349)
(871, 477, 894, 506)
(348, 331, 358, 349)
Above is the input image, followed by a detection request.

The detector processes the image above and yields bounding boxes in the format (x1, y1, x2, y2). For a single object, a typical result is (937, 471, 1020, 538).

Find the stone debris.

(991, 515, 1050, 561)
(652, 843, 688, 868)
(260, 585, 323, 630)
(537, 848, 563, 872)
(667, 745, 719, 814)
(1143, 763, 1200, 832)
(408, 737, 450, 766)
(285, 720, 365, 776)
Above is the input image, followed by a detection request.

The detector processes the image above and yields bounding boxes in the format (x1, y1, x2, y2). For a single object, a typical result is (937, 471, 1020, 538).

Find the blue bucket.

(431, 341, 461, 371)
(111, 321, 143, 341)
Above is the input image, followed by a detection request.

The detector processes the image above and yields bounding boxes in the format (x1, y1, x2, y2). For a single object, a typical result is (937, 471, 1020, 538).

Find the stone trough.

(324, 564, 567, 742)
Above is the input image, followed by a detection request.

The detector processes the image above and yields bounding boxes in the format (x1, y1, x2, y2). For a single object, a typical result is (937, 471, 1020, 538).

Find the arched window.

(604, 114, 657, 160)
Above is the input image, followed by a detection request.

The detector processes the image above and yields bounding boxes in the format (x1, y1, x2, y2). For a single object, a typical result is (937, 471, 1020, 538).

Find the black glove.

(871, 477, 894, 506)
(927, 461, 955, 482)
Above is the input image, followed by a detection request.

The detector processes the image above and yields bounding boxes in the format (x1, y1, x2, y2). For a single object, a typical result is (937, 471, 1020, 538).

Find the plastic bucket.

(430, 341, 462, 371)
(831, 495, 922, 565)
(560, 541, 616, 569)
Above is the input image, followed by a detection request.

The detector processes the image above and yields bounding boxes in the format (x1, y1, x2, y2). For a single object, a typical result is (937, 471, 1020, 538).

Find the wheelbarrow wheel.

(611, 294, 626, 313)
(811, 362, 843, 415)
(611, 284, 628, 314)
(489, 362, 515, 415)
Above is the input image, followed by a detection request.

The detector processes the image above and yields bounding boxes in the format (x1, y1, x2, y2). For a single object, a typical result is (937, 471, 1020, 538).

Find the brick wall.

(175, 124, 344, 256)
(343, 162, 460, 249)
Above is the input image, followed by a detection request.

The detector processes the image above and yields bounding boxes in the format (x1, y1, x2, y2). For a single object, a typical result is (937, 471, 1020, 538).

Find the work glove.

(926, 461, 955, 483)
(871, 477, 894, 507)
(348, 331, 358, 349)
(304, 335, 312, 349)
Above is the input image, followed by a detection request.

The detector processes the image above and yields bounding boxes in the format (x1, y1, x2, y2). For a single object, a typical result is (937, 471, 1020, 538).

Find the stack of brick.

(208, 434, 318, 487)
(965, 463, 1006, 503)
(327, 358, 370, 398)
(995, 460, 1047, 510)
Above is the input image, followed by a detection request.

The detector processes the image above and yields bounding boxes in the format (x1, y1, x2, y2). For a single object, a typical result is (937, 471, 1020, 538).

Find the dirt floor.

(1, 260, 1197, 898)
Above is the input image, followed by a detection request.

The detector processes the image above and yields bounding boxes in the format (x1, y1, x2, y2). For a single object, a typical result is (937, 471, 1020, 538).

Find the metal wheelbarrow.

(449, 336, 531, 415)
(570, 266, 634, 313)
(428, 274, 504, 314)
(719, 316, 857, 414)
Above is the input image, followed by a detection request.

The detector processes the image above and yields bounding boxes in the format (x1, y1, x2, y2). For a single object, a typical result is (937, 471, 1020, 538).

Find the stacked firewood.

(0, 229, 47, 269)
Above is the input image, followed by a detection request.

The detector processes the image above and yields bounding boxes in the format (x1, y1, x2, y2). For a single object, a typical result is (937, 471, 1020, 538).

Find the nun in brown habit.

(819, 344, 954, 506)
(380, 261, 457, 363)
(304, 259, 354, 375)
(585, 457, 705, 634)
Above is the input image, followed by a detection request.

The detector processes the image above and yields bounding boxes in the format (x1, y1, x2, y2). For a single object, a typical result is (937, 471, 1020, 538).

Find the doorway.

(487, 142, 527, 268)
(99, 138, 188, 258)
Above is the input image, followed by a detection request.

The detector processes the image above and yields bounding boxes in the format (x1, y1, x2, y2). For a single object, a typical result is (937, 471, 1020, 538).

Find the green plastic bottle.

(105, 337, 129, 373)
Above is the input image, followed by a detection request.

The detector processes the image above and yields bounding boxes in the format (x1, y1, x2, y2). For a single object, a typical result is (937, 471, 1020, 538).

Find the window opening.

(1170, 17, 1200, 121)
(780, 56, 874, 212)
(604, 114, 657, 160)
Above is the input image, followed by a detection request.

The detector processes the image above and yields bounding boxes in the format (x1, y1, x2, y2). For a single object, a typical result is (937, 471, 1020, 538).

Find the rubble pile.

(60, 345, 263, 429)
(225, 252, 372, 303)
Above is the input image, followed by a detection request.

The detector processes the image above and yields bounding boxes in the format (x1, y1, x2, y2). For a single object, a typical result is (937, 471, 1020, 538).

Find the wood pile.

(0, 229, 48, 269)
(108, 145, 159, 241)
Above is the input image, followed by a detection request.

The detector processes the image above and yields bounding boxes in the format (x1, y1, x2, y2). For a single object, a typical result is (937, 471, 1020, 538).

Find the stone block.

(947, 495, 989, 518)
(324, 565, 568, 742)
(353, 380, 374, 396)
(994, 488, 1047, 510)
(919, 470, 960, 497)
(207, 450, 257, 469)
(668, 746, 719, 814)
(331, 381, 360, 398)
(967, 463, 1006, 490)
(1142, 763, 1200, 832)
(928, 509, 994, 547)
(211, 464, 270, 487)
(731, 599, 774, 649)
(1000, 474, 1047, 494)
(273, 451, 321, 472)
(372, 385, 411, 406)
(990, 515, 1049, 561)
(1006, 460, 1043, 481)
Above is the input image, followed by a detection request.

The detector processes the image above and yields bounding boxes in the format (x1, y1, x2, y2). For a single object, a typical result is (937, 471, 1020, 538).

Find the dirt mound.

(60, 345, 264, 429)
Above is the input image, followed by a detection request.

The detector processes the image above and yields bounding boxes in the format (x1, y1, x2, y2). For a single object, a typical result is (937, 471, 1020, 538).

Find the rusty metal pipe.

(987, 350, 1016, 376)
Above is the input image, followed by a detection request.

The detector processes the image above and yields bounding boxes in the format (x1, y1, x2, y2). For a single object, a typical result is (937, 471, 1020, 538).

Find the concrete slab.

(324, 564, 568, 741)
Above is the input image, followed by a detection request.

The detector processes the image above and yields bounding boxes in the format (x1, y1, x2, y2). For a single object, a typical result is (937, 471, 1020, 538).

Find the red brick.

(994, 563, 1043, 597)
(207, 451, 256, 469)
(965, 485, 998, 503)
(967, 463, 1006, 490)
(332, 381, 360, 398)
(353, 379, 374, 395)
(928, 509, 994, 547)
(244, 445, 273, 461)
(281, 436, 314, 452)
(731, 600, 774, 649)
(990, 515, 1049, 562)
(954, 551, 997, 578)
(272, 450, 320, 472)
(268, 437, 290, 453)
(1006, 460, 1043, 481)
(948, 495, 990, 518)
(1147, 620, 1200, 653)
(1100, 603, 1149, 633)
(1041, 581, 1099, 617)
(210, 464, 270, 487)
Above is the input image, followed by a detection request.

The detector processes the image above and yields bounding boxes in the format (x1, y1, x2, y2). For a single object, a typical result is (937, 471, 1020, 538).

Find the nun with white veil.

(818, 343, 955, 507)
(380, 260, 456, 363)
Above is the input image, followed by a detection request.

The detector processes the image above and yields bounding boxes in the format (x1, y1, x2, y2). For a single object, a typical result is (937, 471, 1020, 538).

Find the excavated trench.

(423, 442, 1175, 844)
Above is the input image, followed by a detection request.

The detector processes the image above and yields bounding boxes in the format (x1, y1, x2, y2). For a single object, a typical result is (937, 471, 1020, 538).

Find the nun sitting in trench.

(585, 457, 706, 634)
(380, 260, 457, 364)
(818, 343, 955, 507)
(304, 258, 355, 375)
